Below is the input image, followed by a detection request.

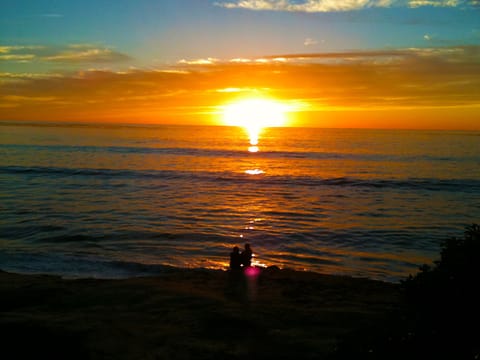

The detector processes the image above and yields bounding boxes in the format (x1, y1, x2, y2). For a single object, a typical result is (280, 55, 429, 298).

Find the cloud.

(0, 72, 63, 80)
(230, 58, 253, 63)
(0, 45, 45, 53)
(215, 0, 394, 12)
(34, 13, 64, 18)
(0, 44, 131, 64)
(1, 45, 479, 123)
(259, 46, 480, 65)
(0, 45, 45, 62)
(215, 0, 471, 12)
(408, 0, 459, 7)
(304, 38, 319, 46)
(178, 57, 219, 65)
(43, 48, 131, 63)
(2, 95, 58, 102)
(260, 49, 412, 63)
(0, 54, 36, 61)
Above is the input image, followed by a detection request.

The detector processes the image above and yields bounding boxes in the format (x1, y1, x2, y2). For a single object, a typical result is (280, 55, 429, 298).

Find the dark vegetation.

(334, 224, 480, 359)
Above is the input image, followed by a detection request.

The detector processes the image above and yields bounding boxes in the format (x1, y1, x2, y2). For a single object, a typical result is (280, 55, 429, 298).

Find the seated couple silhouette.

(229, 243, 252, 270)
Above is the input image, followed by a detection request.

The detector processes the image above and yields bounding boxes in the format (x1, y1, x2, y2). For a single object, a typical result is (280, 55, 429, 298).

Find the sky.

(1, 0, 479, 129)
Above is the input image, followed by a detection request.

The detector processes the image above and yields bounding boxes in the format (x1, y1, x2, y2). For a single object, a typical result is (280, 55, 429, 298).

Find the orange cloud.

(1, 46, 479, 129)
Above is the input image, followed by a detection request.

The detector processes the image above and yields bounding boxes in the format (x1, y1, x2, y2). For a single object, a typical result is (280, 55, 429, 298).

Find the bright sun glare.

(222, 99, 288, 146)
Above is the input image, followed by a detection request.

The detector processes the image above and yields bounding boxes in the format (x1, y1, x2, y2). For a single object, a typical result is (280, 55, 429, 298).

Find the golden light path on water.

(222, 98, 290, 176)
(219, 98, 290, 270)
(245, 169, 264, 175)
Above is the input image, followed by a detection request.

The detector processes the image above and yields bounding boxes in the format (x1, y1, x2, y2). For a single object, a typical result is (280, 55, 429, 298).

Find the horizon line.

(1, 119, 478, 132)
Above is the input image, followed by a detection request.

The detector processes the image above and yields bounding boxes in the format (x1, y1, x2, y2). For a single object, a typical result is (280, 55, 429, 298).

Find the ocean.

(1, 122, 479, 282)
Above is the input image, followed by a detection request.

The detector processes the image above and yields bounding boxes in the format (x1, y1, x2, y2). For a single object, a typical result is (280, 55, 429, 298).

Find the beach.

(1, 267, 400, 359)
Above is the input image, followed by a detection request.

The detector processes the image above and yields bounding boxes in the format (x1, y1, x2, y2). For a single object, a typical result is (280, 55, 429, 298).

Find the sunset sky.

(1, 0, 479, 129)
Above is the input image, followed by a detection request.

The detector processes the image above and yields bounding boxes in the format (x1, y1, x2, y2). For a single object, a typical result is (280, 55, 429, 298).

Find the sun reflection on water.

(247, 126, 260, 147)
(222, 97, 288, 153)
(245, 169, 264, 175)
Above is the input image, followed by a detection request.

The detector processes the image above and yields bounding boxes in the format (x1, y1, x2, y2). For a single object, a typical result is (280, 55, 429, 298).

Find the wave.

(1, 143, 475, 162)
(1, 165, 479, 193)
(0, 251, 177, 279)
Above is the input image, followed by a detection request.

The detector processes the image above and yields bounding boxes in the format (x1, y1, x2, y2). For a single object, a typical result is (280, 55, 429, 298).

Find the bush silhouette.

(401, 223, 480, 359)
(403, 223, 480, 310)
(333, 224, 480, 360)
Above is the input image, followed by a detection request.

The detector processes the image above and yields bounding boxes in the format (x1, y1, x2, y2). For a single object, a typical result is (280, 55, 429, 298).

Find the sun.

(222, 98, 288, 146)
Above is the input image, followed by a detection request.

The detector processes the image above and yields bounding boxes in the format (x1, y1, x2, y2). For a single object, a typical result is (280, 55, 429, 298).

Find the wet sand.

(1, 267, 400, 359)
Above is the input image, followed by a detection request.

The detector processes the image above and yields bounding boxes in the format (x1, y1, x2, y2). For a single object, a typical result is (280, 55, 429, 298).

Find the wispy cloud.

(43, 48, 131, 63)
(0, 54, 36, 61)
(178, 57, 219, 65)
(408, 0, 459, 7)
(304, 38, 319, 46)
(0, 44, 131, 64)
(215, 0, 471, 12)
(0, 45, 45, 53)
(215, 0, 394, 12)
(0, 72, 63, 80)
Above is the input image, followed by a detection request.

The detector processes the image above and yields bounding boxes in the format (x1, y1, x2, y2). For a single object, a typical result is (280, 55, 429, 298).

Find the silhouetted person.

(229, 246, 242, 270)
(241, 243, 252, 268)
(227, 245, 244, 299)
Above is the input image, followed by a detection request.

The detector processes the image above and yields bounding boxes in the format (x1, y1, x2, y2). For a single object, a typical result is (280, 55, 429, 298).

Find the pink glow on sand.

(244, 266, 261, 277)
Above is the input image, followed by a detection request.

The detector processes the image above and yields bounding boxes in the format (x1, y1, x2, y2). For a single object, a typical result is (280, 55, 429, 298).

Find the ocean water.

(1, 122, 479, 282)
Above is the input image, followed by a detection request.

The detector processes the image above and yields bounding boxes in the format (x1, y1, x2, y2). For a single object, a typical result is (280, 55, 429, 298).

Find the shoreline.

(0, 254, 414, 284)
(1, 267, 401, 359)
(0, 264, 405, 283)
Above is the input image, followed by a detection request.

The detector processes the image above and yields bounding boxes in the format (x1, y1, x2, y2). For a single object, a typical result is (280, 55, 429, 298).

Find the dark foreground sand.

(1, 268, 401, 360)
